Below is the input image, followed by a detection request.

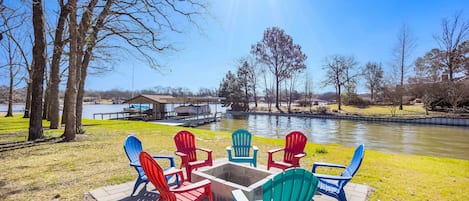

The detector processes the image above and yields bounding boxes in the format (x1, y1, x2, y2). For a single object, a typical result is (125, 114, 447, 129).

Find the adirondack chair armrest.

(226, 146, 233, 151)
(268, 148, 284, 154)
(252, 146, 259, 151)
(163, 168, 186, 184)
(312, 162, 346, 173)
(129, 161, 140, 167)
(313, 173, 352, 181)
(175, 151, 187, 158)
(171, 179, 211, 193)
(294, 152, 306, 158)
(232, 189, 249, 201)
(152, 155, 176, 167)
(197, 147, 212, 153)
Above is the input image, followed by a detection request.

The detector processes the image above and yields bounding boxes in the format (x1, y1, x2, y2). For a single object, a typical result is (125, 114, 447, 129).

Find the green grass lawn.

(327, 104, 428, 116)
(0, 115, 468, 200)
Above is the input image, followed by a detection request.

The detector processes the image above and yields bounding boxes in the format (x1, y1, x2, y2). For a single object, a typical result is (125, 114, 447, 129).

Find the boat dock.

(92, 112, 223, 127)
(152, 112, 223, 127)
(92, 94, 226, 127)
(92, 112, 148, 120)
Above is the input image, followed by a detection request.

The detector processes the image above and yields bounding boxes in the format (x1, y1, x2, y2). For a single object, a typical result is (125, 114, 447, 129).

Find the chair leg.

(186, 166, 192, 182)
(338, 189, 347, 201)
(131, 177, 145, 196)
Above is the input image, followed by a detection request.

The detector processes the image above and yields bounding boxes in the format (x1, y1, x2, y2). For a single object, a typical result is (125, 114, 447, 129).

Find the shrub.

(315, 147, 328, 154)
(342, 93, 371, 107)
(315, 106, 328, 114)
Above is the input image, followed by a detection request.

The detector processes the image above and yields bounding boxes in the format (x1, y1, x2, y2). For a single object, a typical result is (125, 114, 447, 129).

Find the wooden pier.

(93, 111, 223, 127)
(92, 112, 148, 120)
(153, 112, 223, 127)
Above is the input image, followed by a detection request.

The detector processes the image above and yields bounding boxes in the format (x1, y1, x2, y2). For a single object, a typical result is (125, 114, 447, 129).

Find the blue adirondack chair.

(123, 135, 178, 196)
(311, 144, 365, 201)
(232, 168, 319, 201)
(226, 129, 258, 167)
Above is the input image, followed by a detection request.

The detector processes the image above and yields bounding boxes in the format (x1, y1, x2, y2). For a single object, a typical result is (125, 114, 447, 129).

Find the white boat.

(123, 104, 151, 113)
(174, 104, 210, 116)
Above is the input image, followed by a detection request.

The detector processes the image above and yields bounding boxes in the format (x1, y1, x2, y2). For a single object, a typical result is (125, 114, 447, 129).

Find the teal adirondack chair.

(226, 129, 258, 167)
(232, 168, 319, 201)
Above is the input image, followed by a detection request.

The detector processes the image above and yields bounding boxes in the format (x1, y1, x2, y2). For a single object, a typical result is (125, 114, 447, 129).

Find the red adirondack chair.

(139, 151, 213, 201)
(174, 130, 213, 181)
(267, 131, 307, 170)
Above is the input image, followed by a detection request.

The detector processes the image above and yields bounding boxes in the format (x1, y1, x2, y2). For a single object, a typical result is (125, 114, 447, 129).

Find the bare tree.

(446, 81, 468, 113)
(393, 24, 416, 110)
(63, 0, 78, 141)
(75, 0, 112, 132)
(434, 12, 469, 81)
(303, 70, 314, 112)
(28, 0, 46, 141)
(260, 64, 274, 112)
(48, 0, 69, 129)
(285, 72, 299, 113)
(71, 0, 209, 133)
(0, 10, 28, 117)
(363, 62, 384, 102)
(322, 55, 358, 111)
(251, 27, 307, 111)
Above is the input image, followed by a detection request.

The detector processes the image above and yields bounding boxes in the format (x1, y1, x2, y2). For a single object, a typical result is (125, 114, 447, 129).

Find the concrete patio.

(85, 159, 374, 201)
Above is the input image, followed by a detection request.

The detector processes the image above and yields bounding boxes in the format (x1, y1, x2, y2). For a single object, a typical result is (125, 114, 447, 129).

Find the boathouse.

(124, 94, 174, 120)
(124, 94, 226, 121)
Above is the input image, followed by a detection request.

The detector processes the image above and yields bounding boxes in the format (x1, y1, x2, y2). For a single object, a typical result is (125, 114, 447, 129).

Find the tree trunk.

(61, 92, 68, 124)
(399, 59, 404, 110)
(63, 0, 78, 141)
(75, 53, 83, 131)
(5, 62, 13, 117)
(337, 84, 342, 111)
(275, 73, 280, 110)
(28, 0, 46, 141)
(49, 2, 69, 129)
(253, 87, 258, 108)
(23, 78, 32, 118)
(42, 82, 50, 120)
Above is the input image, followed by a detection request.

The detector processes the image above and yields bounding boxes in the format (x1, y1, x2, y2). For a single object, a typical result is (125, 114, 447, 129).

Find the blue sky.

(5, 0, 467, 94)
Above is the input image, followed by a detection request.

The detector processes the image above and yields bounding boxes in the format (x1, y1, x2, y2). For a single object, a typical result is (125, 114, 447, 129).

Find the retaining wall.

(227, 111, 469, 127)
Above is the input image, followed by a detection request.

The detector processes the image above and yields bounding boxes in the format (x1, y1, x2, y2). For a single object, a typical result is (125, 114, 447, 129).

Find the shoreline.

(227, 110, 469, 127)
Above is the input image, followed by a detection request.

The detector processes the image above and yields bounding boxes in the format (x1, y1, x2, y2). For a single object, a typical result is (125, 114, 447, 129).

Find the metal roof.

(124, 94, 225, 104)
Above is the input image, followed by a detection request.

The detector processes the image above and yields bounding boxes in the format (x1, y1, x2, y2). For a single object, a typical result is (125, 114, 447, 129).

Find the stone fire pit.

(191, 162, 274, 201)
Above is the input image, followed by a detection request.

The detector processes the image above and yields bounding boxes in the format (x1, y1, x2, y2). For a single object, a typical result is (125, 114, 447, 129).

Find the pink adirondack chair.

(267, 131, 307, 170)
(174, 130, 213, 181)
(139, 151, 213, 201)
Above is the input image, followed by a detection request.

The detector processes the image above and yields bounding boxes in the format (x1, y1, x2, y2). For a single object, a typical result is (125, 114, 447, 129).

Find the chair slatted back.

(139, 151, 176, 201)
(262, 168, 318, 201)
(232, 129, 252, 157)
(283, 131, 307, 164)
(124, 135, 145, 175)
(340, 144, 365, 187)
(174, 130, 197, 162)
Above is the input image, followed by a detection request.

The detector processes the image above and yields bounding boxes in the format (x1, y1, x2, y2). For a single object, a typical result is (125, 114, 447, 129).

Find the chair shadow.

(118, 187, 160, 201)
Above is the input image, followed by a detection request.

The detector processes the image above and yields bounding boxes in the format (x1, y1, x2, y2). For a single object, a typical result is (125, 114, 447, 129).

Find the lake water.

(2, 104, 468, 160)
(198, 113, 469, 160)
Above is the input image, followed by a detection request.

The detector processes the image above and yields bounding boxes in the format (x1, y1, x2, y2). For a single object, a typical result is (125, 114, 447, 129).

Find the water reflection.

(198, 114, 469, 160)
